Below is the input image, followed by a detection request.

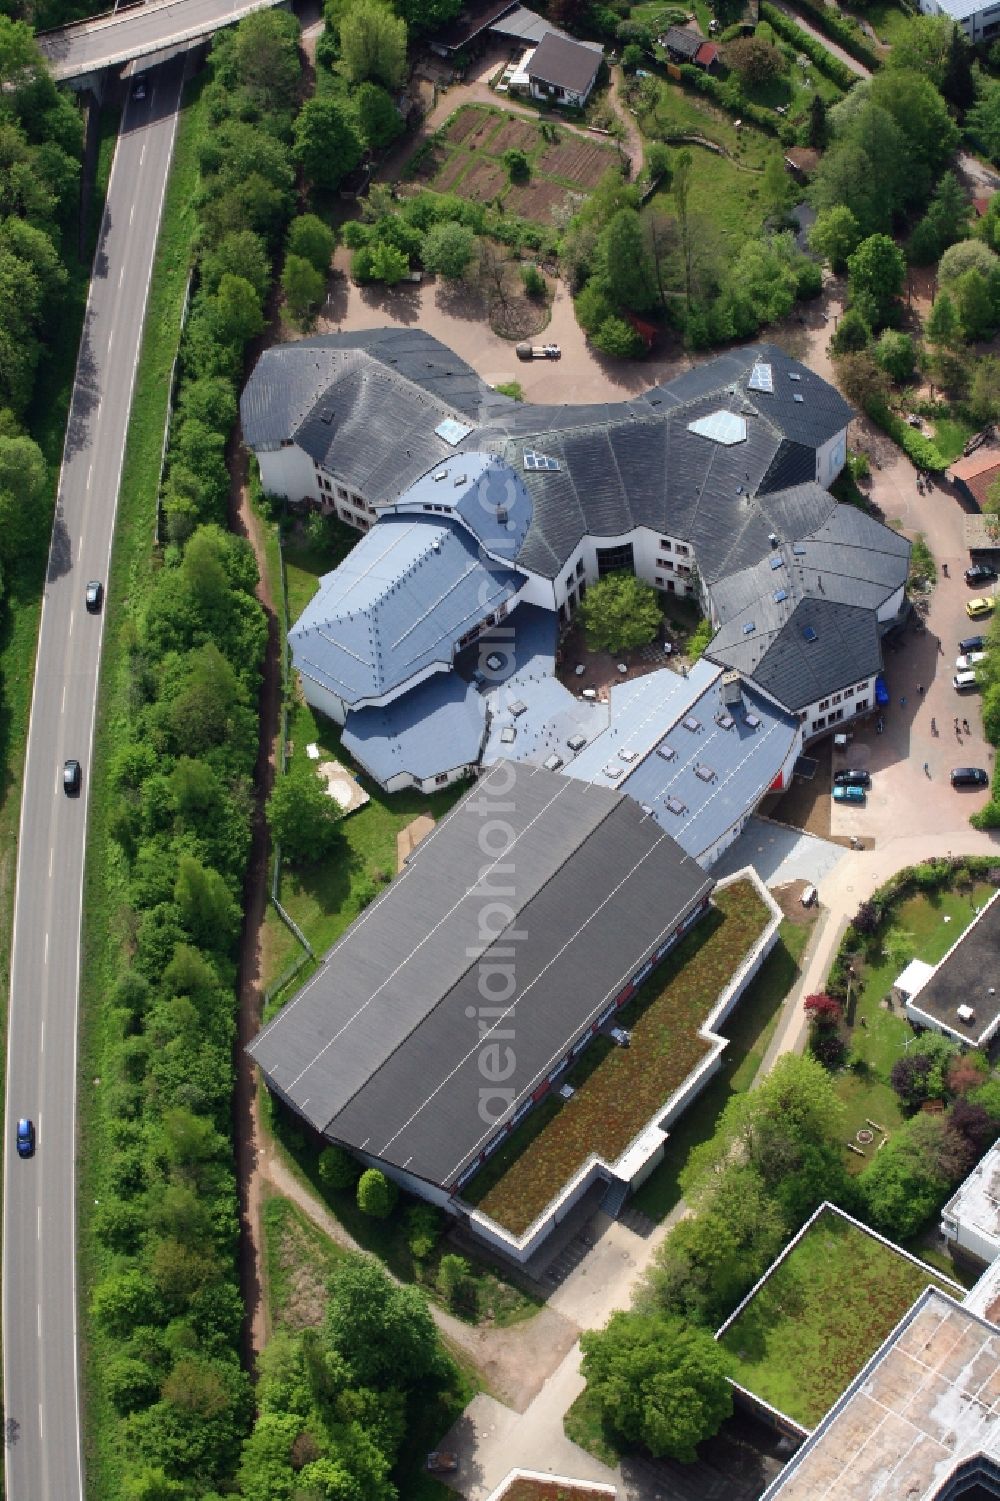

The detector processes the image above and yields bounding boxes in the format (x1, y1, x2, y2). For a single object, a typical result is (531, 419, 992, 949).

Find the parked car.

(833, 784, 866, 804)
(833, 768, 871, 788)
(966, 597, 995, 619)
(956, 652, 987, 672)
(63, 758, 81, 794)
(954, 670, 980, 691)
(16, 1117, 34, 1158)
(951, 767, 989, 788)
(965, 562, 998, 587)
(426, 1454, 458, 1474)
(959, 635, 987, 654)
(85, 579, 103, 613)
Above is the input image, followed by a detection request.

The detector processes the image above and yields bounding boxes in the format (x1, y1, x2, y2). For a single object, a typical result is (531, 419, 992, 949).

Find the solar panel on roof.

(774, 588, 788, 603)
(748, 362, 773, 393)
(687, 410, 747, 446)
(803, 626, 818, 642)
(435, 417, 472, 445)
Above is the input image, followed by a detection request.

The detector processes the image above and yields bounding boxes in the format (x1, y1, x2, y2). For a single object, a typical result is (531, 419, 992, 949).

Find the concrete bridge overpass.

(38, 0, 281, 82)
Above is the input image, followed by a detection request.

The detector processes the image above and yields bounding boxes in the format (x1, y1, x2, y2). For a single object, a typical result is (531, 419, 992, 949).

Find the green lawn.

(470, 881, 772, 1235)
(832, 883, 996, 1155)
(718, 1206, 958, 1428)
(633, 920, 811, 1220)
(264, 1192, 348, 1330)
(842, 0, 912, 46)
(931, 414, 975, 466)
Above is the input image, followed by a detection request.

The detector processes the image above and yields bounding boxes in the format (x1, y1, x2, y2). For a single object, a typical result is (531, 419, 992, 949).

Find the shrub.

(758, 4, 857, 88)
(521, 263, 546, 297)
(503, 147, 530, 183)
(591, 315, 645, 358)
(406, 1204, 442, 1260)
(356, 1168, 398, 1218)
(688, 616, 713, 660)
(318, 1144, 358, 1189)
(436, 1253, 471, 1310)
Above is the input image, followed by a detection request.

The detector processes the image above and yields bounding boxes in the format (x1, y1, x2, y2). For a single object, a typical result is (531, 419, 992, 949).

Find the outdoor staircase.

(599, 1177, 630, 1219)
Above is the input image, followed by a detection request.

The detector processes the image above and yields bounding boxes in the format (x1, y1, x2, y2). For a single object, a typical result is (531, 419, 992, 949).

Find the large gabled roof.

(289, 515, 523, 709)
(527, 30, 603, 93)
(248, 762, 711, 1189)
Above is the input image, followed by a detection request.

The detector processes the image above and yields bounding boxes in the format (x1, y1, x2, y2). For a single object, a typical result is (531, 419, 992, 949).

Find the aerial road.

(38, 0, 279, 81)
(2, 57, 184, 1501)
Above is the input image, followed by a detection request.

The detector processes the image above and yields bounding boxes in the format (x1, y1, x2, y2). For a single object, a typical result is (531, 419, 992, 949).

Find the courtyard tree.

(287, 214, 336, 275)
(847, 234, 906, 330)
(873, 330, 915, 384)
(265, 763, 343, 863)
(925, 288, 960, 348)
(356, 81, 404, 149)
(579, 572, 661, 653)
(591, 315, 644, 357)
(282, 253, 325, 325)
(808, 205, 862, 274)
(292, 97, 363, 191)
(422, 219, 477, 279)
(580, 1310, 733, 1461)
(600, 206, 658, 311)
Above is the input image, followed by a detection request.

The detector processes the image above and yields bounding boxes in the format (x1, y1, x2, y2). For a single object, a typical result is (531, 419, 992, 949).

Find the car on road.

(16, 1118, 34, 1158)
(954, 670, 980, 691)
(965, 562, 998, 587)
(85, 579, 103, 613)
(63, 758, 81, 795)
(132, 74, 148, 99)
(959, 635, 987, 654)
(834, 768, 871, 788)
(833, 784, 866, 804)
(967, 597, 996, 619)
(956, 651, 987, 672)
(426, 1454, 458, 1474)
(951, 767, 989, 788)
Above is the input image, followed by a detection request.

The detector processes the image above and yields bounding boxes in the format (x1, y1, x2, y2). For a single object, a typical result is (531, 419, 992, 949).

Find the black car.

(834, 768, 872, 788)
(965, 562, 998, 587)
(132, 74, 148, 100)
(959, 635, 987, 655)
(85, 579, 103, 613)
(63, 758, 81, 795)
(951, 767, 989, 788)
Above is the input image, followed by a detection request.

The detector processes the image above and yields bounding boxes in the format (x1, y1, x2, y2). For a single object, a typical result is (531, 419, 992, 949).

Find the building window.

(565, 574, 574, 590)
(830, 707, 843, 723)
(832, 693, 842, 705)
(813, 716, 826, 731)
(844, 685, 854, 698)
(337, 486, 348, 500)
(280, 438, 293, 448)
(576, 559, 585, 577)
(434, 773, 449, 785)
(660, 539, 672, 552)
(655, 575, 665, 588)
(596, 542, 635, 577)
(818, 698, 830, 711)
(676, 543, 690, 556)
(856, 699, 868, 712)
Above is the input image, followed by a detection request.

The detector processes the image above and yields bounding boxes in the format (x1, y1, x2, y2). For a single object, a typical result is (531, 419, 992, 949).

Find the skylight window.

(803, 626, 818, 642)
(716, 712, 734, 730)
(770, 554, 784, 570)
(774, 588, 788, 603)
(743, 622, 756, 635)
(687, 410, 747, 446)
(683, 716, 701, 732)
(793, 394, 805, 404)
(788, 372, 802, 382)
(695, 764, 715, 782)
(793, 544, 807, 555)
(745, 712, 761, 729)
(523, 449, 560, 472)
(666, 796, 686, 815)
(435, 417, 472, 446)
(748, 362, 773, 393)
(656, 744, 676, 761)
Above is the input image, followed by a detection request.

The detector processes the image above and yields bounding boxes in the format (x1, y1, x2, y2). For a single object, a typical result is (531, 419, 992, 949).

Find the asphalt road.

(2, 59, 184, 1501)
(39, 0, 280, 81)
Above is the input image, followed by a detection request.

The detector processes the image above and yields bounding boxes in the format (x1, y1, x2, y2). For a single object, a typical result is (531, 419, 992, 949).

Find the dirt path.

(229, 434, 282, 1369)
(767, 0, 871, 77)
(262, 1152, 581, 1411)
(607, 63, 643, 176)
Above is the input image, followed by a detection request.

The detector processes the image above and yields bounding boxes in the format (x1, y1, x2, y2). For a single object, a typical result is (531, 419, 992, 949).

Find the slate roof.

(248, 763, 711, 1189)
(662, 24, 702, 56)
(389, 451, 534, 564)
(341, 672, 486, 785)
(289, 515, 523, 709)
(527, 30, 603, 93)
(706, 488, 910, 711)
(481, 674, 610, 765)
(561, 661, 799, 864)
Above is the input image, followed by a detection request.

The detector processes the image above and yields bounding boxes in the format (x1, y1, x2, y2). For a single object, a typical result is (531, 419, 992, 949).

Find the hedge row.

(788, 0, 881, 72)
(760, 3, 859, 91)
(866, 397, 948, 471)
(678, 63, 780, 135)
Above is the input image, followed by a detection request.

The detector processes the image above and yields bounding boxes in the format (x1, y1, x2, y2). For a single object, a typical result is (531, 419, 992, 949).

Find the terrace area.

(717, 1204, 960, 1431)
(463, 877, 771, 1235)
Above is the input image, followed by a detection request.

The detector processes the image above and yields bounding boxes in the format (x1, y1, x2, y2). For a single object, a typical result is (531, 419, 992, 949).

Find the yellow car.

(966, 597, 996, 619)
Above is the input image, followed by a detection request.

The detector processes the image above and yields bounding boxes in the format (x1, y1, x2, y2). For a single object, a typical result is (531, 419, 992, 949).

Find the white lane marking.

(87, 463, 93, 490)
(140, 142, 146, 166)
(37, 1207, 41, 1241)
(44, 932, 49, 964)
(40, 1020, 44, 1055)
(107, 329, 114, 354)
(118, 266, 124, 289)
(61, 684, 66, 714)
(38, 1401, 43, 1440)
(37, 1305, 41, 1338)
(48, 847, 53, 878)
(129, 203, 134, 225)
(69, 608, 74, 638)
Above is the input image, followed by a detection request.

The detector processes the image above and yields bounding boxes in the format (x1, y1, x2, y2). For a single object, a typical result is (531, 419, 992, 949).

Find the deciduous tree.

(579, 572, 661, 652)
(266, 763, 343, 862)
(339, 0, 407, 87)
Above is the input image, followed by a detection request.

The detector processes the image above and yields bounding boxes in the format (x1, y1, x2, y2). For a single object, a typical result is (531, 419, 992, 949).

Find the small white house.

(892, 957, 935, 1008)
(527, 31, 602, 108)
(941, 1141, 1000, 1265)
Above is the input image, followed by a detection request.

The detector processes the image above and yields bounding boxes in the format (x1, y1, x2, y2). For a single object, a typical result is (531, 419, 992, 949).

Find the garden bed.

(718, 1205, 958, 1428)
(468, 879, 771, 1235)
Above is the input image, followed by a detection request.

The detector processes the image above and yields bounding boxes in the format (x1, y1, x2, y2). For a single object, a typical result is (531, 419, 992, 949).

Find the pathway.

(607, 62, 644, 175)
(767, 0, 871, 78)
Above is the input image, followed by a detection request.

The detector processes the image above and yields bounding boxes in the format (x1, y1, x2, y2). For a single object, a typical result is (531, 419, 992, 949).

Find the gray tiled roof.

(248, 763, 711, 1189)
(342, 672, 486, 783)
(528, 30, 603, 92)
(289, 515, 523, 709)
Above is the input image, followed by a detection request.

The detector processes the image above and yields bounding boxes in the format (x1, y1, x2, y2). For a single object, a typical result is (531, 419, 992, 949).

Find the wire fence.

(153, 267, 193, 546)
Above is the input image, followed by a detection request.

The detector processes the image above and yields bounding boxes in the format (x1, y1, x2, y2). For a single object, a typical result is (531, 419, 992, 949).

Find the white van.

(953, 670, 979, 691)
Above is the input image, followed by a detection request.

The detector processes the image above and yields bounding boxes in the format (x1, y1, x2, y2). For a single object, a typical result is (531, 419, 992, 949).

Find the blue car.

(16, 1118, 34, 1158)
(833, 784, 866, 805)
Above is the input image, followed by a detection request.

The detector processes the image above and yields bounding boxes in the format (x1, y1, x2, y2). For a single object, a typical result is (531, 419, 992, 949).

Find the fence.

(153, 267, 193, 546)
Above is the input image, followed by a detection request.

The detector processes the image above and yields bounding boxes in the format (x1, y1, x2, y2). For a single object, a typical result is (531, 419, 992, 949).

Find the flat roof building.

(905, 891, 1000, 1049)
(942, 1140, 1000, 1268)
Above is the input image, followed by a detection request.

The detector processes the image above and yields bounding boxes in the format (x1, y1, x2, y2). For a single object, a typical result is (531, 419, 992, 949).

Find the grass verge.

(77, 79, 204, 1497)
